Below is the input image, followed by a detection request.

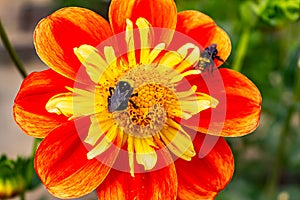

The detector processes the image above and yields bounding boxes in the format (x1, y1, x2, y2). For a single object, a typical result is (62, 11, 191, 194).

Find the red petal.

(97, 144, 177, 199)
(97, 166, 177, 200)
(177, 68, 262, 137)
(34, 7, 113, 80)
(13, 69, 72, 138)
(176, 131, 234, 199)
(176, 10, 231, 66)
(109, 0, 177, 34)
(34, 117, 121, 198)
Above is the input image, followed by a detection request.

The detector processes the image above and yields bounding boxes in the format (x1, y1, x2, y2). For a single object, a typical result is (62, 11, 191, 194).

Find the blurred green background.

(1, 0, 300, 199)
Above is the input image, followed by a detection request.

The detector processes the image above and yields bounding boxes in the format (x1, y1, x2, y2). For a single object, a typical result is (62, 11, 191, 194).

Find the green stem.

(0, 17, 41, 166)
(28, 138, 40, 179)
(20, 192, 25, 200)
(232, 27, 251, 72)
(0, 19, 27, 78)
(294, 56, 300, 102)
(31, 139, 40, 160)
(1, 18, 42, 200)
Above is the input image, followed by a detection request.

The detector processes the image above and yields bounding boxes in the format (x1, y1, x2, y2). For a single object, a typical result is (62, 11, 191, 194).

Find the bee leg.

(210, 63, 215, 73)
(215, 55, 224, 62)
(131, 93, 138, 97)
(109, 87, 115, 95)
(107, 95, 111, 103)
(129, 100, 139, 109)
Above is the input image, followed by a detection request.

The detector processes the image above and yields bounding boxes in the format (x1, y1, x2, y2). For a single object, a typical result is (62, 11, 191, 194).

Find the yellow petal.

(136, 17, 151, 64)
(84, 114, 114, 145)
(159, 51, 183, 68)
(148, 43, 166, 64)
(126, 19, 136, 67)
(134, 137, 158, 171)
(127, 135, 135, 177)
(170, 70, 201, 83)
(87, 124, 119, 159)
(176, 43, 200, 73)
(176, 85, 197, 98)
(46, 93, 73, 117)
(73, 45, 108, 83)
(160, 119, 195, 161)
(104, 46, 117, 66)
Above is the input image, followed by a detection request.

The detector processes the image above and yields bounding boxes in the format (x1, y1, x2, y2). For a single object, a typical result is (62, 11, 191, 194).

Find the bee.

(195, 44, 224, 73)
(108, 80, 138, 112)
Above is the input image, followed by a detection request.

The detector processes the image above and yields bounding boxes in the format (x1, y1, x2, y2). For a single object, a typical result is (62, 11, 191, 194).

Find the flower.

(13, 0, 262, 199)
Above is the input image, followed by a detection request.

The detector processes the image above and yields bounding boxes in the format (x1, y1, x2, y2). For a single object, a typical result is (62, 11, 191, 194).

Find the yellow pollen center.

(112, 65, 180, 138)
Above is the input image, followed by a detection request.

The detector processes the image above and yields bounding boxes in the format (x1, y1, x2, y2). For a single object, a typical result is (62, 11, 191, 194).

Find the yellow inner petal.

(148, 43, 166, 64)
(84, 114, 114, 145)
(176, 44, 200, 73)
(159, 118, 196, 161)
(74, 45, 110, 84)
(86, 124, 119, 160)
(127, 135, 135, 177)
(136, 17, 151, 64)
(159, 51, 183, 68)
(45, 92, 73, 117)
(134, 137, 158, 171)
(180, 92, 219, 116)
(125, 18, 136, 67)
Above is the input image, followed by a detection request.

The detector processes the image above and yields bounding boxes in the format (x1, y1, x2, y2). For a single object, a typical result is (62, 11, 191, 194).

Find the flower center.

(113, 64, 180, 138)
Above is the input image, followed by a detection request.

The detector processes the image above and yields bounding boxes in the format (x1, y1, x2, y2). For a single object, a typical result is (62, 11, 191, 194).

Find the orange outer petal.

(34, 7, 113, 80)
(109, 0, 177, 34)
(175, 131, 234, 200)
(13, 69, 72, 138)
(97, 146, 177, 199)
(97, 166, 177, 200)
(176, 10, 231, 67)
(176, 68, 262, 137)
(34, 117, 122, 198)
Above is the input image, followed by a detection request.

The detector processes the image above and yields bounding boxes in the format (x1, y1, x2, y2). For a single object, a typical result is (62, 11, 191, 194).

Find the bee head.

(210, 43, 217, 49)
(117, 79, 134, 90)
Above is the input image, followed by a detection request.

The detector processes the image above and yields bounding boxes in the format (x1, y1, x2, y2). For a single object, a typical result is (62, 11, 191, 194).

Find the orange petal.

(35, 117, 122, 198)
(176, 10, 231, 66)
(109, 0, 177, 34)
(176, 68, 262, 137)
(97, 166, 177, 200)
(13, 69, 72, 138)
(175, 131, 234, 199)
(97, 144, 177, 199)
(34, 7, 113, 80)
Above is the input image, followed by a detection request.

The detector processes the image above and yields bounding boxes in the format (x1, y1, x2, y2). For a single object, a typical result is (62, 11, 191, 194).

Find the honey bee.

(108, 80, 138, 112)
(195, 44, 224, 73)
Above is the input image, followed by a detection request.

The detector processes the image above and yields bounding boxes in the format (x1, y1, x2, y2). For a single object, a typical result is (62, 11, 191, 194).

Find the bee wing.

(109, 87, 133, 112)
